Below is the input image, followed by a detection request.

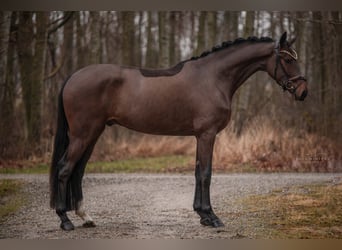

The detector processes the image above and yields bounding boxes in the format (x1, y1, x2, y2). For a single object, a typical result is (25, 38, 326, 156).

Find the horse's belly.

(116, 109, 196, 136)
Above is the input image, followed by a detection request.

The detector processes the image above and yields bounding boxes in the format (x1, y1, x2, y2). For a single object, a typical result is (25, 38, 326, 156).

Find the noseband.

(273, 46, 307, 93)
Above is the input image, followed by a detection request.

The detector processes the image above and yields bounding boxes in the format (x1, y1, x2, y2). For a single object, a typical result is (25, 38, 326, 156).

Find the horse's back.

(65, 64, 124, 89)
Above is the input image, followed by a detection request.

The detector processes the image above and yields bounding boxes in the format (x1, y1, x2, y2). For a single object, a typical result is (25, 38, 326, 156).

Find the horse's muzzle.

(294, 80, 308, 101)
(295, 89, 308, 101)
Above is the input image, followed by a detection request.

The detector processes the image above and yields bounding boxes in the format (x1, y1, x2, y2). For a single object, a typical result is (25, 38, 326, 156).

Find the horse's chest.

(194, 107, 231, 133)
(214, 108, 231, 131)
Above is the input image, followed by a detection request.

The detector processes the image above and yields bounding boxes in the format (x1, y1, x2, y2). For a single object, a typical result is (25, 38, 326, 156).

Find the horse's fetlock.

(193, 204, 201, 212)
(201, 205, 212, 213)
(56, 208, 67, 216)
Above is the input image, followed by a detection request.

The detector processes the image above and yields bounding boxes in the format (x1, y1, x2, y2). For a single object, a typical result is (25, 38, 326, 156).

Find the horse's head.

(266, 32, 308, 101)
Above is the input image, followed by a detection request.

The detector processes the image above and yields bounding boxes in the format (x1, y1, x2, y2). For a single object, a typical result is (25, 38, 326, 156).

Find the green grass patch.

(0, 155, 193, 174)
(0, 179, 24, 221)
(0, 164, 48, 174)
(238, 182, 342, 239)
(86, 155, 193, 173)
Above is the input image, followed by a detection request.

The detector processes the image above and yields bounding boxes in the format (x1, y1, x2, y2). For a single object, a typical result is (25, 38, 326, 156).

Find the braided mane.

(189, 36, 274, 61)
(140, 36, 274, 77)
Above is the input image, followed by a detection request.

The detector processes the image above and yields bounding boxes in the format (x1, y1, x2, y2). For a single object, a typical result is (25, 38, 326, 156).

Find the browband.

(279, 48, 298, 60)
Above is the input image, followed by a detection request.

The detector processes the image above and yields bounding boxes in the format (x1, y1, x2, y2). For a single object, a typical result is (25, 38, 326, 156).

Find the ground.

(0, 173, 341, 239)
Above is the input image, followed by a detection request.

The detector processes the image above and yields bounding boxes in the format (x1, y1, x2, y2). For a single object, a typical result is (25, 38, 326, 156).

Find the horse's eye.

(285, 58, 293, 64)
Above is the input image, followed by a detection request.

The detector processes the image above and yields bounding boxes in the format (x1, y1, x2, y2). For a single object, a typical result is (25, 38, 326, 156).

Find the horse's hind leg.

(75, 143, 97, 228)
(56, 137, 88, 231)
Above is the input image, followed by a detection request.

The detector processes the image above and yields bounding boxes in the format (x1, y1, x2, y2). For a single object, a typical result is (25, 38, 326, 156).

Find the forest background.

(0, 11, 341, 172)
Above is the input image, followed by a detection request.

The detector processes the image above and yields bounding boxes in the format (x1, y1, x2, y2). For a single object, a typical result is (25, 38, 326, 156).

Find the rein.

(273, 46, 307, 93)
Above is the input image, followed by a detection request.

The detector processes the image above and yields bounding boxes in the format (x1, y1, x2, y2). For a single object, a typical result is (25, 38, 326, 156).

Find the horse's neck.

(210, 42, 275, 98)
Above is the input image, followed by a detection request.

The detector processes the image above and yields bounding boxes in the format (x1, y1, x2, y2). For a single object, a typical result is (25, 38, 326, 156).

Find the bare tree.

(0, 11, 12, 154)
(234, 11, 256, 136)
(145, 11, 159, 67)
(121, 11, 136, 66)
(158, 12, 170, 67)
(17, 12, 48, 147)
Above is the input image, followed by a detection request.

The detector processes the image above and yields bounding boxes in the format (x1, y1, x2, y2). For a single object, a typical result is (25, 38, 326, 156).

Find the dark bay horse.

(50, 32, 308, 231)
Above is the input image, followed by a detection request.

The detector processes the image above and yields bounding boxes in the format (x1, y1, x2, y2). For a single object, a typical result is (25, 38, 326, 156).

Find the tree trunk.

(189, 11, 196, 54)
(76, 12, 85, 69)
(294, 12, 306, 70)
(331, 12, 342, 110)
(222, 11, 231, 41)
(311, 11, 327, 135)
(17, 12, 48, 147)
(244, 11, 255, 36)
(279, 12, 285, 33)
(63, 11, 74, 76)
(0, 12, 11, 96)
(234, 11, 255, 136)
(331, 11, 342, 141)
(145, 11, 158, 67)
(89, 11, 101, 65)
(17, 12, 34, 141)
(233, 12, 240, 38)
(169, 11, 176, 65)
(207, 11, 217, 46)
(0, 11, 12, 155)
(269, 12, 276, 37)
(196, 11, 207, 56)
(30, 12, 48, 146)
(135, 11, 143, 67)
(312, 12, 325, 105)
(121, 11, 136, 66)
(0, 11, 11, 112)
(158, 12, 170, 67)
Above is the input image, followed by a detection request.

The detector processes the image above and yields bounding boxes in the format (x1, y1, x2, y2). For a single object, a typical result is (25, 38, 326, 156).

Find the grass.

(0, 179, 24, 221)
(86, 155, 193, 173)
(0, 164, 49, 174)
(0, 155, 193, 174)
(239, 182, 342, 238)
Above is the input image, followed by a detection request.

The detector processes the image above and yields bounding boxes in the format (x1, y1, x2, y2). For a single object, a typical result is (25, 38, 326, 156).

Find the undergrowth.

(1, 117, 340, 173)
(239, 182, 342, 238)
(213, 118, 341, 172)
(0, 179, 24, 221)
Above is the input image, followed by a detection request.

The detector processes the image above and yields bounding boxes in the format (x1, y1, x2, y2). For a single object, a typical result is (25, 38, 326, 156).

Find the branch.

(44, 12, 73, 80)
(44, 58, 64, 80)
(48, 12, 67, 27)
(44, 47, 65, 80)
(47, 12, 74, 38)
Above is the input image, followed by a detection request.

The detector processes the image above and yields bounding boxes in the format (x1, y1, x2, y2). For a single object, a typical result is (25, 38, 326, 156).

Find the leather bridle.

(273, 45, 307, 94)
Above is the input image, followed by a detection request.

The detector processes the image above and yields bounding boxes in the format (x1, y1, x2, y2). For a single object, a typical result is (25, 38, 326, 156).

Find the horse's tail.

(50, 79, 69, 209)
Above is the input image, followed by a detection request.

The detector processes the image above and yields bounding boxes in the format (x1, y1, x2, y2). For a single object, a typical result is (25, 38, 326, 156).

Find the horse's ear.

(289, 37, 296, 47)
(279, 32, 287, 47)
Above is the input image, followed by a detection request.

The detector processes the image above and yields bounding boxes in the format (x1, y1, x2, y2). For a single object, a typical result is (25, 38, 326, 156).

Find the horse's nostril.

(300, 90, 308, 100)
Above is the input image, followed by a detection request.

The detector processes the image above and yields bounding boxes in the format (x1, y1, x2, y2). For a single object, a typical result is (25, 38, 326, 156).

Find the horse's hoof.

(200, 217, 211, 226)
(200, 217, 224, 227)
(83, 221, 96, 228)
(60, 220, 75, 231)
(212, 219, 224, 228)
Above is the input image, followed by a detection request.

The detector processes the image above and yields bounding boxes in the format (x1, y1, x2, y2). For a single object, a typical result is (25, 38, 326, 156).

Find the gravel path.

(1, 173, 341, 239)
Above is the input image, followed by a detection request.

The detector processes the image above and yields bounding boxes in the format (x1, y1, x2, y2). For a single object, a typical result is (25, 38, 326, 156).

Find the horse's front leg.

(193, 132, 224, 227)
